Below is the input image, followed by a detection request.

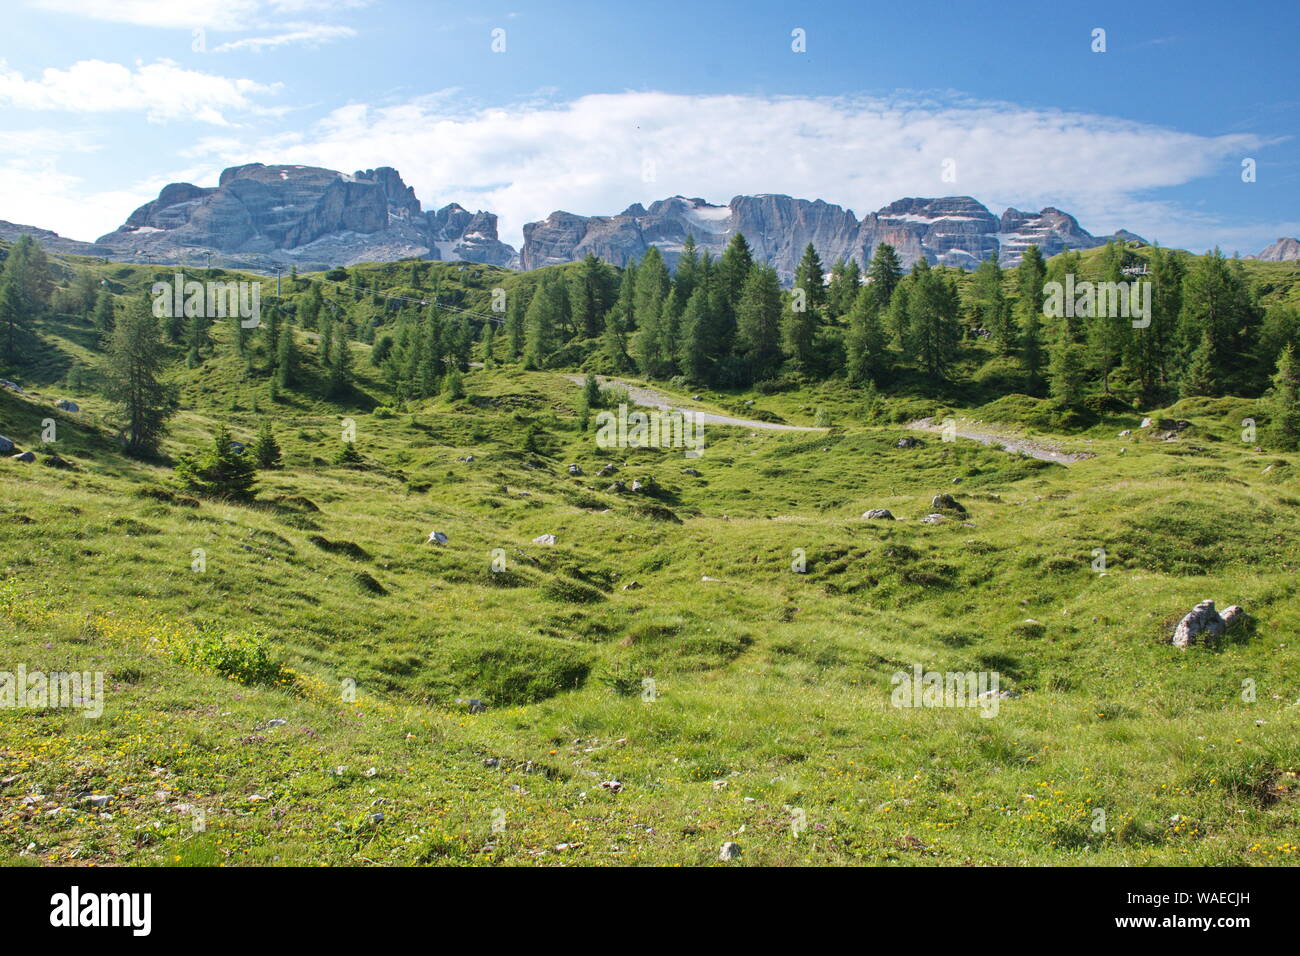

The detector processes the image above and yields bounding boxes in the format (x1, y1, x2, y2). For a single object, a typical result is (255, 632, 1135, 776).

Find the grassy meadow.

(0, 254, 1298, 867)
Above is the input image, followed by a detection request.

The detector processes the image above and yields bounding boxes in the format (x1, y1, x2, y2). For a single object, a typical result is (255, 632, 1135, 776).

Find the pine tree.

(1178, 248, 1258, 395)
(735, 265, 783, 382)
(504, 288, 527, 360)
(300, 283, 322, 330)
(481, 319, 496, 367)
(0, 273, 23, 362)
(1086, 242, 1131, 393)
(1267, 343, 1300, 450)
(907, 263, 961, 383)
(972, 254, 1014, 353)
(718, 233, 755, 321)
(1180, 330, 1218, 397)
(678, 285, 717, 383)
(676, 235, 700, 302)
(92, 289, 116, 337)
(846, 285, 886, 383)
(612, 261, 637, 330)
(569, 254, 613, 338)
(866, 242, 903, 308)
(253, 420, 282, 469)
(632, 247, 670, 340)
(276, 318, 296, 388)
(174, 427, 258, 500)
(782, 286, 819, 371)
(102, 296, 175, 457)
(443, 367, 465, 400)
(5, 235, 52, 316)
(601, 313, 631, 371)
(793, 243, 827, 313)
(1049, 341, 1087, 410)
(328, 326, 351, 397)
(1015, 245, 1047, 382)
(828, 258, 861, 318)
(523, 279, 560, 369)
(1140, 246, 1184, 396)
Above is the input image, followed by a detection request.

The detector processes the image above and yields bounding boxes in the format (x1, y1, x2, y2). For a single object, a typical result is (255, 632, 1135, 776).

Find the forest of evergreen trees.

(1, 230, 1299, 455)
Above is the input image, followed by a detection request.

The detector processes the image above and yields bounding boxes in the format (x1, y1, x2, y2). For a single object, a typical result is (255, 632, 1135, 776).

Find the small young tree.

(253, 421, 282, 469)
(173, 427, 258, 500)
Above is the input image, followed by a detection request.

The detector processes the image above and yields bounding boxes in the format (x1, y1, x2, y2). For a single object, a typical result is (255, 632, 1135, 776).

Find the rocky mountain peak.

(95, 163, 515, 271)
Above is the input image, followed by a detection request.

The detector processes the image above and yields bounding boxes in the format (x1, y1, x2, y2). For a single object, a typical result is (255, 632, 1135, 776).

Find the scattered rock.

(862, 509, 894, 520)
(1171, 600, 1244, 648)
(0, 379, 25, 394)
(11, 451, 35, 463)
(55, 399, 80, 412)
(600, 780, 623, 794)
(682, 468, 702, 477)
(896, 437, 923, 449)
(483, 757, 499, 768)
(701, 575, 722, 582)
(621, 581, 641, 591)
(41, 454, 74, 469)
(567, 463, 583, 475)
(1118, 429, 1131, 437)
(266, 718, 287, 728)
(82, 795, 111, 808)
(1139, 418, 1153, 428)
(605, 481, 625, 493)
(468, 699, 486, 714)
(532, 533, 557, 546)
(920, 513, 945, 524)
(597, 464, 618, 476)
(457, 455, 475, 462)
(692, 394, 702, 401)
(630, 479, 647, 492)
(930, 493, 966, 514)
(427, 530, 449, 545)
(0, 435, 13, 453)
(719, 842, 742, 861)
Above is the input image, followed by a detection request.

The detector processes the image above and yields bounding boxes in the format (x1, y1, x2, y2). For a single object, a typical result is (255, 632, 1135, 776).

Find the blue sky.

(1, 0, 1295, 254)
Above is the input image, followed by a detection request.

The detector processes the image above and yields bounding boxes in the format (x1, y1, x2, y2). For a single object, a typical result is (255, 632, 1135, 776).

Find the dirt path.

(907, 417, 1094, 464)
(565, 375, 828, 432)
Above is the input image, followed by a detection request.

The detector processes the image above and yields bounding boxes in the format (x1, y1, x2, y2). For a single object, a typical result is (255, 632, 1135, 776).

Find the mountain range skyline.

(2, 2, 1296, 261)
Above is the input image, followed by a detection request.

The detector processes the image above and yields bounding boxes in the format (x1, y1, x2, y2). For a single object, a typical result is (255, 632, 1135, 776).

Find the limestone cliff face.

(1251, 237, 1300, 261)
(96, 163, 516, 270)
(521, 193, 1137, 280)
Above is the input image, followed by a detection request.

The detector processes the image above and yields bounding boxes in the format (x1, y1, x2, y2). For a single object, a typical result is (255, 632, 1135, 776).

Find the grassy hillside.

(1, 247, 1298, 867)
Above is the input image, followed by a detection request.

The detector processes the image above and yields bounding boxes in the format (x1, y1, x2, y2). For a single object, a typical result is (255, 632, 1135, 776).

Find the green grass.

(0, 260, 1298, 867)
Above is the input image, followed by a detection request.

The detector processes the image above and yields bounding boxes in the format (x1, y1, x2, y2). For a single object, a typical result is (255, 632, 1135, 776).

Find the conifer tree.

(846, 285, 887, 383)
(735, 265, 783, 382)
(102, 296, 174, 457)
(866, 242, 903, 307)
(1267, 343, 1300, 450)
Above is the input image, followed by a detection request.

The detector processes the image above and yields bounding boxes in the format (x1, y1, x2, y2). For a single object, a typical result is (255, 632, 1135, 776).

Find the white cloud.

(191, 91, 1266, 250)
(213, 24, 358, 53)
(0, 59, 278, 125)
(3, 91, 1286, 254)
